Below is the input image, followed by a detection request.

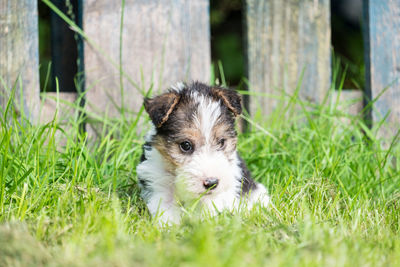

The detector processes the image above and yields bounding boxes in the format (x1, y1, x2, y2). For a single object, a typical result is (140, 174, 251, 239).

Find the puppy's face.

(144, 82, 242, 198)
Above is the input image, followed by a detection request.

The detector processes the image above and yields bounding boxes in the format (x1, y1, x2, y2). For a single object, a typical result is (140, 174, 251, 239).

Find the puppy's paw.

(155, 209, 181, 227)
(248, 183, 270, 208)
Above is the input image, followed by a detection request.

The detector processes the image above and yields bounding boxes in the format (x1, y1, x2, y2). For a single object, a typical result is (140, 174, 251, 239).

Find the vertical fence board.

(83, 0, 210, 135)
(364, 0, 400, 140)
(40, 92, 77, 125)
(0, 0, 40, 120)
(245, 0, 331, 117)
(330, 90, 364, 125)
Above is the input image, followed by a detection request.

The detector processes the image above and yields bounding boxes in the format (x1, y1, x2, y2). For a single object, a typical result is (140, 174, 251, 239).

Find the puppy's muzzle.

(203, 178, 219, 190)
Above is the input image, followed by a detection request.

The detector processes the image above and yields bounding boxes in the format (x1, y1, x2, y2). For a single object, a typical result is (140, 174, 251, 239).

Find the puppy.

(136, 82, 269, 224)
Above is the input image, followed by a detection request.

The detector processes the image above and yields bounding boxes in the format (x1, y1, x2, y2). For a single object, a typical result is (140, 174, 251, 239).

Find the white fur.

(170, 81, 186, 92)
(247, 183, 271, 209)
(137, 144, 269, 225)
(144, 125, 156, 142)
(136, 146, 180, 224)
(191, 93, 222, 143)
(175, 149, 241, 209)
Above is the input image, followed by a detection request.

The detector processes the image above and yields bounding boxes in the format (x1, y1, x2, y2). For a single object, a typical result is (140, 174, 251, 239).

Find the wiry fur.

(137, 82, 270, 224)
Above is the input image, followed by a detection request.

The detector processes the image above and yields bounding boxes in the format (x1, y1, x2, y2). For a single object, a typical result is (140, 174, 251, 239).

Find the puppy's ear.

(144, 92, 180, 127)
(213, 87, 242, 116)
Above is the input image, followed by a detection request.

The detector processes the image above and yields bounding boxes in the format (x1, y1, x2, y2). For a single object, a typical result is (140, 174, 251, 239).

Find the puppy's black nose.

(203, 178, 219, 190)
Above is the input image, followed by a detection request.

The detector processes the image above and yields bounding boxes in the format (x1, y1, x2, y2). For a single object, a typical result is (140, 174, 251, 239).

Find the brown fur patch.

(144, 92, 181, 127)
(213, 88, 242, 116)
(151, 136, 180, 174)
(211, 121, 237, 158)
(181, 128, 204, 146)
(159, 94, 180, 127)
(154, 125, 206, 168)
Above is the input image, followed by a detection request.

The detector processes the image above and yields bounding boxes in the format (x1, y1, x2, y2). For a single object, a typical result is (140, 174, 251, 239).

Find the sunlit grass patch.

(0, 83, 400, 266)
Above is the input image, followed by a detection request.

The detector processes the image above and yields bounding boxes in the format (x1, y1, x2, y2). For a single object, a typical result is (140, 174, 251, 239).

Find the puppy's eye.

(218, 138, 226, 149)
(179, 141, 193, 153)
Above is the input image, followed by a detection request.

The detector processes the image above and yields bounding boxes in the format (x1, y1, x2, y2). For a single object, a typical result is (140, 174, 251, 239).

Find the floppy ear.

(213, 87, 242, 116)
(144, 92, 180, 127)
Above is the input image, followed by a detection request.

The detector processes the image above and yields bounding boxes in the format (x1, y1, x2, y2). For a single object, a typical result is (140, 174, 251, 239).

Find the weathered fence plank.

(245, 0, 331, 117)
(83, 0, 210, 135)
(40, 92, 77, 124)
(0, 0, 40, 120)
(364, 0, 400, 140)
(331, 90, 364, 125)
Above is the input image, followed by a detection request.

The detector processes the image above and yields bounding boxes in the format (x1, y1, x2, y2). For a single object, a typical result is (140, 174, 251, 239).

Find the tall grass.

(1, 72, 400, 266)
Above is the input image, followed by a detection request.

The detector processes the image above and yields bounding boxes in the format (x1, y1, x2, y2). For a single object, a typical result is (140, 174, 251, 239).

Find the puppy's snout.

(203, 178, 219, 190)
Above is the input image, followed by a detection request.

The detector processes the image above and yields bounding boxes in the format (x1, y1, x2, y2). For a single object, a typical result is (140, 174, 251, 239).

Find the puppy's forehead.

(191, 92, 222, 141)
(157, 87, 235, 141)
(176, 91, 222, 134)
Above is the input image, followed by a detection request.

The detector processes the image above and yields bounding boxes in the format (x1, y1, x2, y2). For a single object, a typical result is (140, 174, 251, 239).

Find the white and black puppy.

(136, 82, 269, 224)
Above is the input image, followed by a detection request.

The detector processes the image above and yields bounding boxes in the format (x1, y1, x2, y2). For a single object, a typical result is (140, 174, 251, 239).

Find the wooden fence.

(0, 0, 399, 140)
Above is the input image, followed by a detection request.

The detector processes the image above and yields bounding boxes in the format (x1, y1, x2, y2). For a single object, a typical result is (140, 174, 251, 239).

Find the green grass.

(1, 83, 400, 266)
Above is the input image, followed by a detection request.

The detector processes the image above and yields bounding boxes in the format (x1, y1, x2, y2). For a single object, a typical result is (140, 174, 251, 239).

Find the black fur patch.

(138, 142, 153, 197)
(139, 142, 152, 163)
(213, 87, 242, 116)
(144, 92, 180, 127)
(138, 178, 150, 190)
(237, 154, 257, 196)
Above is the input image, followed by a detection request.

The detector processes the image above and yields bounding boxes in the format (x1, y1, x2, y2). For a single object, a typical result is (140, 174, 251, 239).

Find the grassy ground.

(1, 88, 400, 267)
